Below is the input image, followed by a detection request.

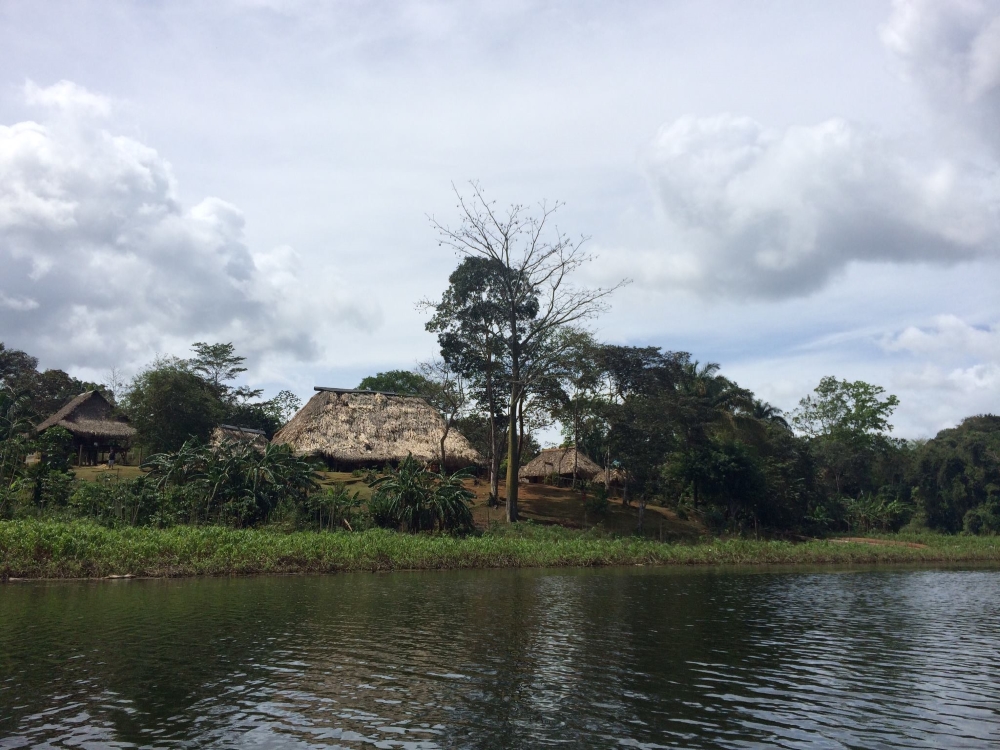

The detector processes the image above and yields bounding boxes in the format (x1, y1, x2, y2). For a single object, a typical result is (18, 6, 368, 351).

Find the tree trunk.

(505, 381, 520, 523)
(637, 497, 646, 533)
(604, 446, 611, 492)
(439, 418, 451, 472)
(490, 450, 501, 507)
(572, 416, 579, 489)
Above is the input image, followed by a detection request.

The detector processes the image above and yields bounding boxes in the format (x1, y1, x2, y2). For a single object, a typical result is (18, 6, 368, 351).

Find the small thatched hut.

(272, 387, 482, 470)
(594, 466, 627, 487)
(211, 424, 269, 451)
(35, 390, 136, 466)
(519, 446, 602, 484)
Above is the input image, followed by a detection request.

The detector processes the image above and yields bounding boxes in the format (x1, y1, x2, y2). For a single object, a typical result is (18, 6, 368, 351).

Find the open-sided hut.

(519, 446, 602, 484)
(272, 387, 482, 470)
(35, 390, 136, 466)
(211, 424, 269, 451)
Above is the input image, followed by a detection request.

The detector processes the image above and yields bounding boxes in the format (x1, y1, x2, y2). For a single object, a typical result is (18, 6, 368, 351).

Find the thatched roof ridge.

(273, 389, 481, 469)
(212, 424, 269, 451)
(35, 390, 136, 441)
(314, 386, 404, 396)
(519, 446, 602, 480)
(219, 424, 267, 436)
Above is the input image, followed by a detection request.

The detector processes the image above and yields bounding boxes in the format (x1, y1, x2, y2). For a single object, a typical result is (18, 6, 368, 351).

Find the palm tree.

(752, 399, 790, 429)
(0, 387, 35, 491)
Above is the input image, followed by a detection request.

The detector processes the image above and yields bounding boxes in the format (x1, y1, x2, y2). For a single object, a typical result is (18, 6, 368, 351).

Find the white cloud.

(0, 81, 377, 374)
(23, 79, 112, 117)
(630, 114, 997, 298)
(882, 314, 1000, 360)
(881, 0, 1000, 151)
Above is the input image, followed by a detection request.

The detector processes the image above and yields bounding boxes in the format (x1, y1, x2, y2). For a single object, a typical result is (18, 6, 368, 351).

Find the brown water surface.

(1, 566, 999, 748)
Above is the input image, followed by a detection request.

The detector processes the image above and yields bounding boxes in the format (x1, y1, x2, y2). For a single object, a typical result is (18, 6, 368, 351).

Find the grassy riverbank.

(2, 521, 1000, 579)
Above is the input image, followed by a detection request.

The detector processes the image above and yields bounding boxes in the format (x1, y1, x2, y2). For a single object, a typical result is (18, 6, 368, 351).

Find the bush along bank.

(2, 521, 1000, 579)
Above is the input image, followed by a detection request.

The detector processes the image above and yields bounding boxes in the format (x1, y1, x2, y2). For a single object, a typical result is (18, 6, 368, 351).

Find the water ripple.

(2, 567, 999, 748)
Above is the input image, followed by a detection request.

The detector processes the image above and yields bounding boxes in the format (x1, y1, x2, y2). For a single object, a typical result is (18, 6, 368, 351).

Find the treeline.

(380, 186, 1000, 536)
(2, 186, 999, 538)
(1, 341, 300, 451)
(1, 340, 303, 522)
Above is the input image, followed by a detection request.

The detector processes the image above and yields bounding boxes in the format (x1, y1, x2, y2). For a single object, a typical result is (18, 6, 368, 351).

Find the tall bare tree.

(430, 182, 626, 521)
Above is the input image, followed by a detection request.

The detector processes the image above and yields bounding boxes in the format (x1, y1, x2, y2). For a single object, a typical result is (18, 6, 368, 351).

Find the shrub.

(368, 454, 475, 532)
(68, 475, 165, 527)
(143, 438, 320, 527)
(963, 497, 1000, 535)
(584, 485, 609, 516)
(308, 482, 363, 531)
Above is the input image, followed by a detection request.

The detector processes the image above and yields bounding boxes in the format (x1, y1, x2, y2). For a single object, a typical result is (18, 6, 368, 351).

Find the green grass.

(2, 521, 999, 579)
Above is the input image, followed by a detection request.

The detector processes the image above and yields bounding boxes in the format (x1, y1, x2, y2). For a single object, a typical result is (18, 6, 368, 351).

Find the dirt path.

(831, 537, 928, 549)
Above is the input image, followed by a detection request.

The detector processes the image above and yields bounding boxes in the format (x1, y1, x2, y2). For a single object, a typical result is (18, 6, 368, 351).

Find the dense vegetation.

(2, 188, 999, 543)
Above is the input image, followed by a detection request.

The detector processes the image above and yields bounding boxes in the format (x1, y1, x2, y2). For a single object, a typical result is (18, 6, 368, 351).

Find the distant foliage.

(357, 370, 432, 396)
(909, 415, 1000, 534)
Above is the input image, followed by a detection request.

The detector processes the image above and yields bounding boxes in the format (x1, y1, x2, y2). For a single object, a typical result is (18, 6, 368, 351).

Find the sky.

(1, 0, 998, 439)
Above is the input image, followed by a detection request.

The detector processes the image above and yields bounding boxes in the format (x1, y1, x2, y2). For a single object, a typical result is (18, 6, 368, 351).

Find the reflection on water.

(2, 566, 999, 748)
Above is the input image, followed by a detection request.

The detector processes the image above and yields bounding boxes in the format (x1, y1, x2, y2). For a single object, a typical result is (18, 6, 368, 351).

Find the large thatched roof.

(272, 387, 482, 469)
(519, 446, 601, 480)
(35, 390, 136, 442)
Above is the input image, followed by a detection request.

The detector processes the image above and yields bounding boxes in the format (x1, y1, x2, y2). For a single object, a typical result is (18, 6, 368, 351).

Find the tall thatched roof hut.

(272, 387, 482, 470)
(35, 390, 136, 465)
(211, 424, 269, 451)
(519, 446, 602, 484)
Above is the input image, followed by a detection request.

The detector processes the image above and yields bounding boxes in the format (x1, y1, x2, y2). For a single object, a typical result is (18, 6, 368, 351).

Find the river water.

(1, 566, 999, 748)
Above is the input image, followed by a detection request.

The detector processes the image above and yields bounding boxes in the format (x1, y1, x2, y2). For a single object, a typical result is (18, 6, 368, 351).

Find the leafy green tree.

(752, 399, 790, 430)
(27, 426, 75, 510)
(597, 346, 689, 528)
(0, 342, 111, 416)
(793, 376, 900, 443)
(124, 365, 225, 452)
(425, 256, 513, 506)
(189, 342, 248, 391)
(226, 390, 302, 437)
(430, 183, 624, 522)
(357, 370, 432, 395)
(792, 376, 904, 500)
(542, 331, 604, 488)
(0, 387, 33, 480)
(0, 343, 38, 394)
(31, 369, 111, 416)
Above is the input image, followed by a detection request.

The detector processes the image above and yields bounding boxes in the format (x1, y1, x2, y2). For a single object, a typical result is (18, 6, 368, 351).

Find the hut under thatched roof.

(211, 424, 269, 451)
(35, 390, 136, 465)
(519, 446, 602, 484)
(272, 387, 482, 470)
(594, 466, 627, 486)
